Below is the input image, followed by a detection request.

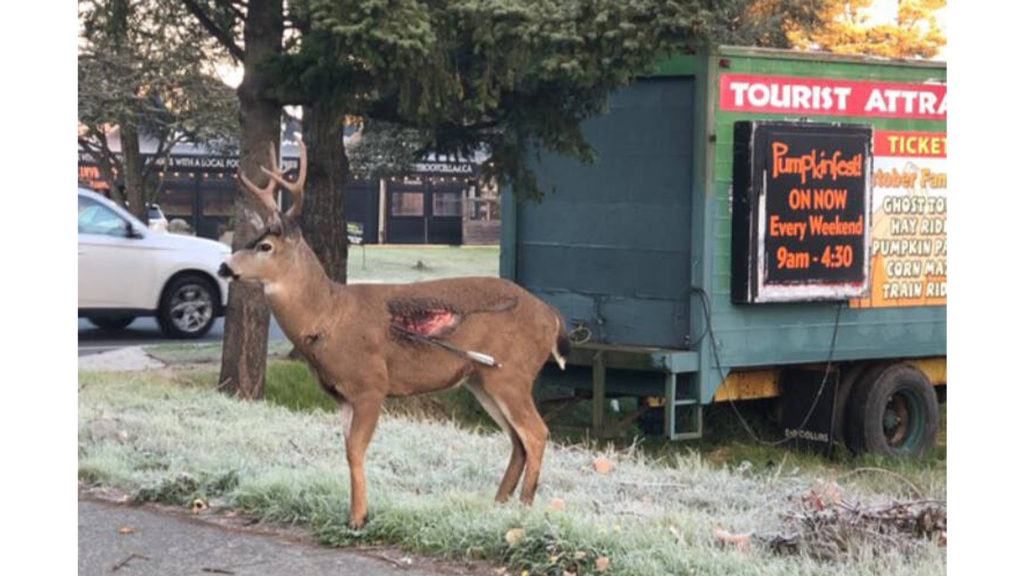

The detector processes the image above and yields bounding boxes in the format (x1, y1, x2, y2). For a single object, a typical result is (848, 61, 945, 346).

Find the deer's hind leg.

(479, 373, 549, 505)
(466, 376, 526, 502)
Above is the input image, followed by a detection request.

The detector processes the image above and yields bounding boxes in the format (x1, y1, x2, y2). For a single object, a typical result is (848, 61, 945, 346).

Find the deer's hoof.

(349, 514, 368, 530)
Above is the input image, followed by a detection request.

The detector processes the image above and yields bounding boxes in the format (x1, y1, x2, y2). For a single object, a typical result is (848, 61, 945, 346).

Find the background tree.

(346, 119, 429, 181)
(78, 0, 238, 221)
(182, 0, 283, 400)
(265, 0, 718, 276)
(786, 0, 946, 58)
(705, 0, 827, 48)
(182, 0, 723, 398)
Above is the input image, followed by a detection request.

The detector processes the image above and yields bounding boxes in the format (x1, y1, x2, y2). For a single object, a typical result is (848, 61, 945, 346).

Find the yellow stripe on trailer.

(907, 357, 946, 386)
(712, 357, 946, 403)
(713, 369, 781, 402)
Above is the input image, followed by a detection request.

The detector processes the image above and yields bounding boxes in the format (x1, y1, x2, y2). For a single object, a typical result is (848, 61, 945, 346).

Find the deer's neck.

(263, 246, 344, 343)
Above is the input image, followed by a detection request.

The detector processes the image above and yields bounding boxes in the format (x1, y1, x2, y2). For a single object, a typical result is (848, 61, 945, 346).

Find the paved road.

(78, 317, 286, 356)
(79, 497, 484, 576)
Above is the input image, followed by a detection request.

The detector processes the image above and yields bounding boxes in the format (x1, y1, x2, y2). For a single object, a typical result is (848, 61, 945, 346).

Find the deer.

(218, 142, 570, 529)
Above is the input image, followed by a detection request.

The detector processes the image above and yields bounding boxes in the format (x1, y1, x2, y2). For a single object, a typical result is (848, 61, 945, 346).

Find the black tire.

(830, 363, 869, 451)
(86, 315, 135, 331)
(157, 274, 218, 339)
(846, 363, 939, 458)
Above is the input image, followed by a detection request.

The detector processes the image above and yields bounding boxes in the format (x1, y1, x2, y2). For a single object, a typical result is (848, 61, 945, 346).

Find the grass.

(535, 392, 946, 501)
(91, 243, 943, 573)
(79, 366, 946, 576)
(175, 359, 496, 428)
(346, 245, 499, 284)
(173, 359, 946, 500)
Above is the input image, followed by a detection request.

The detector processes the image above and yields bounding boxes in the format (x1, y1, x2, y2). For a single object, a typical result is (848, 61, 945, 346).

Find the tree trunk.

(120, 123, 148, 223)
(218, 0, 283, 400)
(301, 100, 350, 284)
(285, 101, 350, 362)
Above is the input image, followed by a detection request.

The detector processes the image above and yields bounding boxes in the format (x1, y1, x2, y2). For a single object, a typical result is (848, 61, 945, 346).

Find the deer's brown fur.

(221, 143, 566, 528)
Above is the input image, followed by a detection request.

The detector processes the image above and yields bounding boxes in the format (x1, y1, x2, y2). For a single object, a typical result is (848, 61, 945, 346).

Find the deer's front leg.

(344, 395, 384, 529)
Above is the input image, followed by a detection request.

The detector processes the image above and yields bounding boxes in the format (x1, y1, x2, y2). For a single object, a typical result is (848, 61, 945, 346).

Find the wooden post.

(592, 351, 606, 437)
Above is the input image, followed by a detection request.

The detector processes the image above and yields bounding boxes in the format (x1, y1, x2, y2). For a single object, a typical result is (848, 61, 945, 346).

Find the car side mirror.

(126, 222, 145, 239)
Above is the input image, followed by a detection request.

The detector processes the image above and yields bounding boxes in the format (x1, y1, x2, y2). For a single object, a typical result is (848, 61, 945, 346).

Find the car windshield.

(79, 195, 131, 236)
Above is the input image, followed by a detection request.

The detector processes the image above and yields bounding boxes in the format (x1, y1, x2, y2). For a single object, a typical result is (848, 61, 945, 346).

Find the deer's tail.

(549, 304, 570, 370)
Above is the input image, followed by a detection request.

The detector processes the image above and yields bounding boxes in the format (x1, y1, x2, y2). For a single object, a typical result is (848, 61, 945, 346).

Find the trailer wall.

(697, 49, 946, 401)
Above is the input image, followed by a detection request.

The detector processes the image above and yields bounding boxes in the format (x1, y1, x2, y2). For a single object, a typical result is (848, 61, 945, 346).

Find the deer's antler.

(261, 140, 306, 220)
(237, 142, 284, 217)
(237, 141, 308, 221)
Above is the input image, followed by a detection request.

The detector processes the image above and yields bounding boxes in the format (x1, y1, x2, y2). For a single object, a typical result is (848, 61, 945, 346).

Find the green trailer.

(500, 46, 946, 457)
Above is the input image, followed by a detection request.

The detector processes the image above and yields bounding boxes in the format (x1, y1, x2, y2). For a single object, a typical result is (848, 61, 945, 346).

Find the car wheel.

(87, 316, 135, 331)
(845, 363, 940, 458)
(157, 274, 217, 339)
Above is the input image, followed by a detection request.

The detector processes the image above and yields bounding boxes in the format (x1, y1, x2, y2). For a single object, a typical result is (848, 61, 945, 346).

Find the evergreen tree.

(78, 0, 238, 220)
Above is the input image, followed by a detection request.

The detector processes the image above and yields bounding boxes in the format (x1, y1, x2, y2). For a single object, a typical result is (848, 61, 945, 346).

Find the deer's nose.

(218, 262, 239, 280)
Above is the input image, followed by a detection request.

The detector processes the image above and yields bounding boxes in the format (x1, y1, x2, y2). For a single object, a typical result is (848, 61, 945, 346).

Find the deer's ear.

(266, 214, 285, 237)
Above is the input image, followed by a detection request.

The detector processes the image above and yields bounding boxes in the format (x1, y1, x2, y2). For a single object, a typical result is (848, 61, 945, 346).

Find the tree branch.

(80, 130, 127, 205)
(145, 132, 187, 205)
(181, 0, 245, 62)
(214, 0, 245, 21)
(88, 127, 122, 176)
(77, 137, 101, 159)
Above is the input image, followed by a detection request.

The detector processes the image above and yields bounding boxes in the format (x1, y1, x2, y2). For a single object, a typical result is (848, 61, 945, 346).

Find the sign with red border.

(719, 74, 946, 120)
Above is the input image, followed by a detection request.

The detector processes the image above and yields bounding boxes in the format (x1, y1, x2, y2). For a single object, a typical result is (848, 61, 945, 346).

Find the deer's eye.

(257, 241, 273, 253)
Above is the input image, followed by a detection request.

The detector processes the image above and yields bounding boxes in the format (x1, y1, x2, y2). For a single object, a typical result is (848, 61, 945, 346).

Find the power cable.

(692, 286, 843, 447)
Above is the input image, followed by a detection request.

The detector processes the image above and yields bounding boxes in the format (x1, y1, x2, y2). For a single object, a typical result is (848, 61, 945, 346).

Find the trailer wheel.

(846, 363, 939, 457)
(831, 363, 869, 450)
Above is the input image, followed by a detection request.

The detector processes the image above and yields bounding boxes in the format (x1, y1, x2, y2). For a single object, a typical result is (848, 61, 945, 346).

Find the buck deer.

(218, 142, 569, 528)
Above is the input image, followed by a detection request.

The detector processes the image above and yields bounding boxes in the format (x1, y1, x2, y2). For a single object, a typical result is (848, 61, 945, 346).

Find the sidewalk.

(79, 496, 490, 576)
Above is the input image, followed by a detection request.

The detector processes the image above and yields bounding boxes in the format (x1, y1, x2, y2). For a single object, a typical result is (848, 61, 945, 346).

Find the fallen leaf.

(802, 481, 843, 511)
(595, 556, 611, 572)
(573, 551, 588, 560)
(713, 525, 752, 551)
(117, 525, 135, 535)
(667, 525, 681, 542)
(505, 528, 525, 546)
(593, 457, 614, 475)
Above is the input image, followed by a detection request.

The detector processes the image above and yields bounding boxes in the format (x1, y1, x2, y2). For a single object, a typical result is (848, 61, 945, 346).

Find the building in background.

(77, 130, 499, 246)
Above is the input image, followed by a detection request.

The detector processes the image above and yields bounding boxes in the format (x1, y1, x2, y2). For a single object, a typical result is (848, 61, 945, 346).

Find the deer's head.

(218, 141, 315, 288)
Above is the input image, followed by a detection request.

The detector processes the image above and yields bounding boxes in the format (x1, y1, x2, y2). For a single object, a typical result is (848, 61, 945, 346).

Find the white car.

(78, 187, 231, 338)
(147, 204, 169, 233)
